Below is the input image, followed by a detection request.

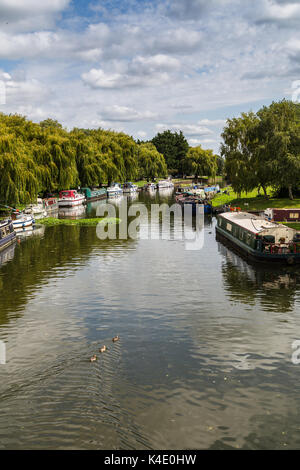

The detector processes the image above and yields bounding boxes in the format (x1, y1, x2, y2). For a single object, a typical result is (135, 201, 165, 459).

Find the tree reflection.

(0, 225, 136, 327)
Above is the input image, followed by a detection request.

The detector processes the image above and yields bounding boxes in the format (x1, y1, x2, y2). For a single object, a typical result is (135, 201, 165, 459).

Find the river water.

(0, 191, 300, 450)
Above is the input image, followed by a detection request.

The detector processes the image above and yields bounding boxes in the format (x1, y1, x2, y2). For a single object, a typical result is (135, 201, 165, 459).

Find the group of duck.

(90, 335, 119, 362)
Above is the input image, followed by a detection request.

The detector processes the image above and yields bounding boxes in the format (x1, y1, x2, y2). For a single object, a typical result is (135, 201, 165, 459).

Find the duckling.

(112, 336, 120, 343)
(90, 355, 97, 362)
(99, 345, 107, 353)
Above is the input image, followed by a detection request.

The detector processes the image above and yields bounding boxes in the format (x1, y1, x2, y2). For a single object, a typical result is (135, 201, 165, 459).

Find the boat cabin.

(0, 220, 16, 251)
(59, 190, 78, 199)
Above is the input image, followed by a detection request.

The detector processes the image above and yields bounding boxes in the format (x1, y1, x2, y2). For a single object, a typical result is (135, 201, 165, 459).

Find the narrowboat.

(216, 211, 300, 265)
(122, 182, 138, 194)
(80, 187, 107, 202)
(265, 208, 300, 223)
(58, 190, 86, 207)
(107, 183, 123, 197)
(0, 219, 16, 252)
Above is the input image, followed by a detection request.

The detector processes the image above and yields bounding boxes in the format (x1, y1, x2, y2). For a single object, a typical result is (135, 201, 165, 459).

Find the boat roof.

(219, 211, 284, 235)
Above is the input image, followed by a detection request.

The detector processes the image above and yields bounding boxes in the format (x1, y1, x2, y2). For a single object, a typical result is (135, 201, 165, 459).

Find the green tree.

(152, 130, 189, 172)
(184, 146, 217, 181)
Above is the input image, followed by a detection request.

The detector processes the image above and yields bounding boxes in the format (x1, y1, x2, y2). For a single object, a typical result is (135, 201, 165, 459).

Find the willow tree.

(183, 145, 217, 182)
(137, 143, 167, 181)
(0, 125, 39, 204)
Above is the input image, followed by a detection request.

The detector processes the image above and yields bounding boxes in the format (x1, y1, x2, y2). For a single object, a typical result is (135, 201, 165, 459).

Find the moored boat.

(122, 182, 138, 194)
(157, 179, 174, 189)
(216, 211, 300, 265)
(44, 197, 59, 213)
(25, 198, 47, 219)
(144, 183, 157, 191)
(0, 219, 16, 251)
(12, 213, 35, 230)
(58, 190, 86, 207)
(265, 208, 300, 223)
(80, 187, 107, 202)
(176, 193, 212, 215)
(107, 183, 123, 197)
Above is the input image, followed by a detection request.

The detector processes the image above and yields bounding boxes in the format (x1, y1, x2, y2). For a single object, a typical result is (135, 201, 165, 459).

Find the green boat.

(80, 188, 107, 201)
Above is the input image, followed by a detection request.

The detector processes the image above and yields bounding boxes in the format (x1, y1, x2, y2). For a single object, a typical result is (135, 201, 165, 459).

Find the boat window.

(290, 213, 299, 219)
(263, 235, 275, 244)
(226, 223, 232, 232)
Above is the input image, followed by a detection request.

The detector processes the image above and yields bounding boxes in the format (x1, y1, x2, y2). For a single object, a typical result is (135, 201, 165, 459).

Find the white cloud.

(0, 0, 298, 156)
(137, 130, 147, 139)
(81, 54, 179, 89)
(0, 0, 71, 32)
(155, 123, 213, 136)
(100, 105, 158, 122)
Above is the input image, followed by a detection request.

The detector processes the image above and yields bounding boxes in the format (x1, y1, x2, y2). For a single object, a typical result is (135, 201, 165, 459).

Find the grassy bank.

(39, 217, 120, 226)
(212, 187, 300, 211)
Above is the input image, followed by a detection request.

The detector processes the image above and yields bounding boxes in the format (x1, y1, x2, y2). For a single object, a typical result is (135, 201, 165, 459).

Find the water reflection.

(59, 206, 86, 219)
(218, 241, 300, 312)
(0, 243, 16, 268)
(1, 195, 300, 450)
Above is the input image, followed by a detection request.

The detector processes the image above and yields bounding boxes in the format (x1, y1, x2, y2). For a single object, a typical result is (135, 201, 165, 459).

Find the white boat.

(58, 190, 86, 207)
(122, 182, 138, 194)
(25, 198, 47, 219)
(157, 179, 174, 189)
(12, 214, 35, 230)
(107, 183, 123, 197)
(145, 183, 157, 191)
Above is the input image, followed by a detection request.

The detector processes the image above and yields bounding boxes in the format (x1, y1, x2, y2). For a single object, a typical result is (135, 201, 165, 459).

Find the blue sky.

(0, 0, 300, 153)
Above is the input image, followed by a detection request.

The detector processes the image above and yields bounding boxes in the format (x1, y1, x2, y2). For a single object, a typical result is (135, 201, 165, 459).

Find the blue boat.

(175, 193, 212, 215)
(0, 219, 16, 252)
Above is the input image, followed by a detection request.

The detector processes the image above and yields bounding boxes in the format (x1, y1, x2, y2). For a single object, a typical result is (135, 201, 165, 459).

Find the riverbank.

(212, 187, 300, 211)
(39, 217, 120, 226)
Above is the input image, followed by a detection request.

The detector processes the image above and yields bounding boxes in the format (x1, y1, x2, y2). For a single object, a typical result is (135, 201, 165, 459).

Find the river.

(0, 190, 300, 450)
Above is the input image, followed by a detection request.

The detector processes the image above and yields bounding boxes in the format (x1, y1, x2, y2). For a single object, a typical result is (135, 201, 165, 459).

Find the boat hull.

(12, 216, 35, 230)
(107, 191, 123, 197)
(0, 232, 16, 252)
(216, 226, 300, 265)
(58, 198, 85, 207)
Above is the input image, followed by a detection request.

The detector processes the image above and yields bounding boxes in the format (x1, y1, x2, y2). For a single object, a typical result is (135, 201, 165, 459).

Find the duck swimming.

(112, 336, 120, 342)
(99, 345, 107, 353)
(90, 355, 97, 362)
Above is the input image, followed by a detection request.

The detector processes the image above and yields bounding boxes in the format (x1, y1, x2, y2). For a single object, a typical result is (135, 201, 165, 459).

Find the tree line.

(0, 114, 167, 204)
(0, 114, 221, 205)
(221, 100, 300, 200)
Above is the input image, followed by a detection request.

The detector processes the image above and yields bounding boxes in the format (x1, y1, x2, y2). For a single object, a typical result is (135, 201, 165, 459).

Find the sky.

(0, 0, 300, 153)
